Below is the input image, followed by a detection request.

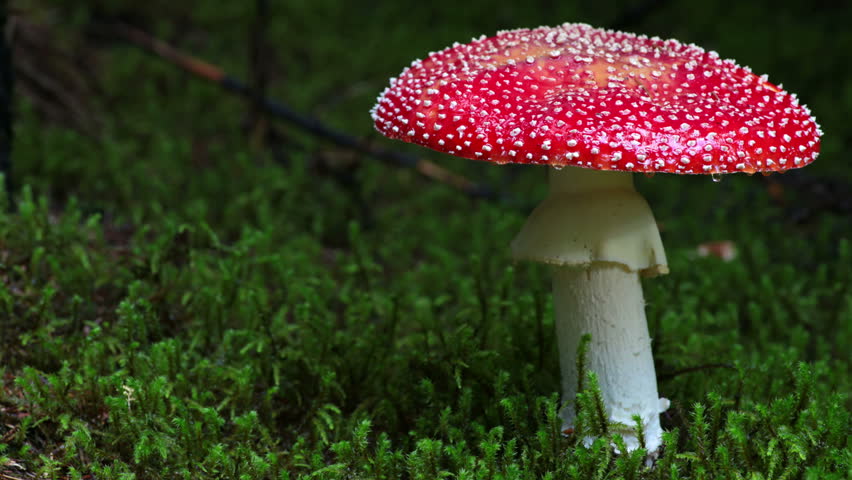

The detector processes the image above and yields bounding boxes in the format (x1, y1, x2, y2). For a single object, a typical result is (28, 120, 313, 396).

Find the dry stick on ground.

(6, 7, 102, 138)
(248, 0, 270, 145)
(657, 363, 735, 381)
(109, 23, 508, 204)
(0, 0, 13, 207)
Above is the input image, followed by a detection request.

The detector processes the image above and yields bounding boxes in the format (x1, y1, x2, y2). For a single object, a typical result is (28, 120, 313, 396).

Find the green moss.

(1, 1, 850, 478)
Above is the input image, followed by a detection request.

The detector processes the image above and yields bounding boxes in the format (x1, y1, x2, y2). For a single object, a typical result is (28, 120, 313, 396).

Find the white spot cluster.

(370, 23, 822, 174)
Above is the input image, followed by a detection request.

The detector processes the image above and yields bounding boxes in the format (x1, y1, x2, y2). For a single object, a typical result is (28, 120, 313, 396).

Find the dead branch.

(108, 23, 507, 203)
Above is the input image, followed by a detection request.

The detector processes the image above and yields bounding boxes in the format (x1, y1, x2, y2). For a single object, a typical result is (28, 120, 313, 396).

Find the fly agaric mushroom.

(371, 23, 821, 453)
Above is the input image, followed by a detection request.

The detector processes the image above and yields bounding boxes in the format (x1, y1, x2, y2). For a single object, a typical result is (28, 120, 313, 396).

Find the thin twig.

(248, 0, 269, 140)
(0, 473, 29, 480)
(0, 0, 14, 207)
(108, 23, 507, 203)
(658, 363, 735, 381)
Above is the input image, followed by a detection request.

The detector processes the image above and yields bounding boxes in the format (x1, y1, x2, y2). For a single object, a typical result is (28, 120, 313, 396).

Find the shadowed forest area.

(0, 0, 850, 478)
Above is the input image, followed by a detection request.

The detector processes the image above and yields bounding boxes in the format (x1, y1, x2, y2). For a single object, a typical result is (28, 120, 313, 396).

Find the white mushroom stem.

(511, 166, 669, 453)
(554, 266, 669, 453)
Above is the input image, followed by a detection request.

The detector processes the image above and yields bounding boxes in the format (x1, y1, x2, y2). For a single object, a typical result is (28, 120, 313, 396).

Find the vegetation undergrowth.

(1, 1, 850, 478)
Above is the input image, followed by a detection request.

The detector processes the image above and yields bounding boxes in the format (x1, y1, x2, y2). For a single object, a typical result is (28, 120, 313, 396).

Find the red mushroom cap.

(371, 23, 822, 174)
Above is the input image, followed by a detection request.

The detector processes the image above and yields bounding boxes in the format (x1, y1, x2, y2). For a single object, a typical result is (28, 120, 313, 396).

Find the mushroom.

(371, 23, 821, 453)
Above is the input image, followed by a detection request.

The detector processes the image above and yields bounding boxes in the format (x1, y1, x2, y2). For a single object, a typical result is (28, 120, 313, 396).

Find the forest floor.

(1, 1, 849, 478)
